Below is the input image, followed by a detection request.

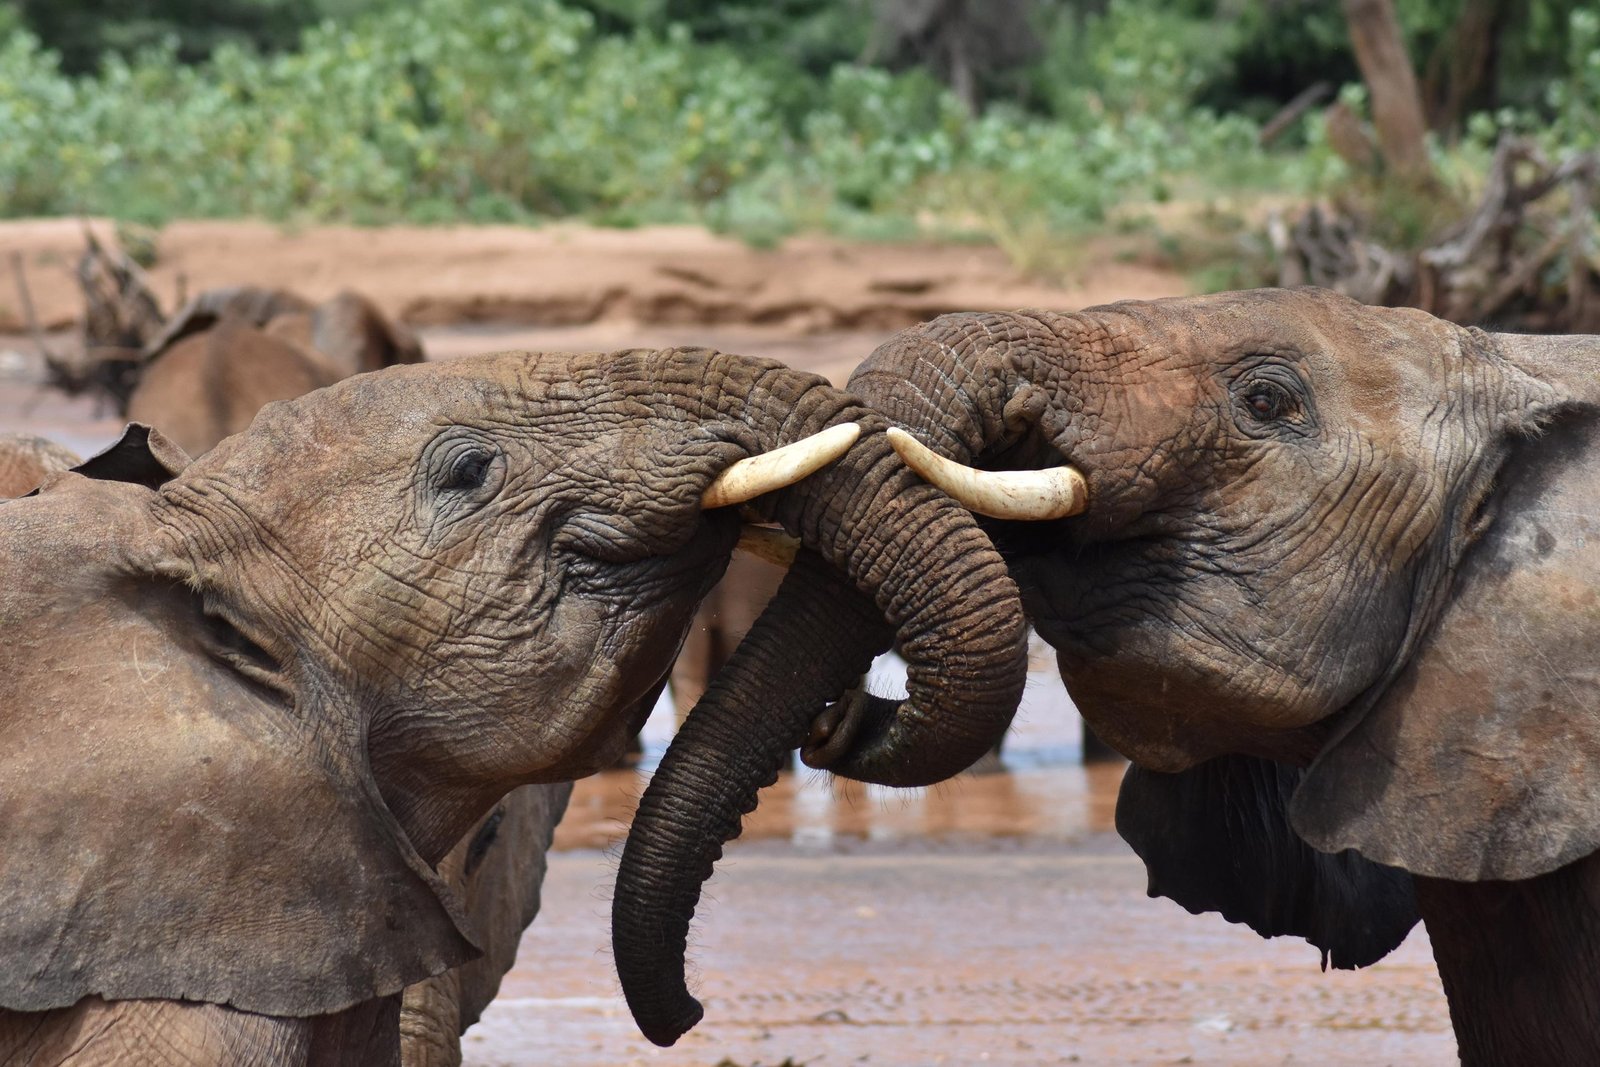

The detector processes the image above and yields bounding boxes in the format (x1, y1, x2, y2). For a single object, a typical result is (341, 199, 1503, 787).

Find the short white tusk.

(735, 524, 799, 567)
(887, 426, 1088, 520)
(701, 422, 861, 509)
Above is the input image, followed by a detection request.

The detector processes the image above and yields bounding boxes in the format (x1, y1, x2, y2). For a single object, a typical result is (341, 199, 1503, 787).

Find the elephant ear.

(69, 422, 191, 488)
(1117, 756, 1419, 969)
(1292, 405, 1600, 881)
(311, 291, 425, 375)
(0, 472, 477, 1016)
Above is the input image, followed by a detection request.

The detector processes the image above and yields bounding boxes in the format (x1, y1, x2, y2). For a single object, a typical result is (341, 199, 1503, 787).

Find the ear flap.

(0, 477, 478, 1016)
(1117, 755, 1419, 968)
(1293, 409, 1600, 881)
(69, 423, 191, 488)
(1491, 331, 1600, 412)
(312, 292, 425, 374)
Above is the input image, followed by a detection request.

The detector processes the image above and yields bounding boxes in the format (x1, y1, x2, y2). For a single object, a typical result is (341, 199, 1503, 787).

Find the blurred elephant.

(755, 287, 1600, 1064)
(0, 345, 1026, 1064)
(127, 286, 424, 457)
(669, 552, 785, 721)
(0, 433, 78, 497)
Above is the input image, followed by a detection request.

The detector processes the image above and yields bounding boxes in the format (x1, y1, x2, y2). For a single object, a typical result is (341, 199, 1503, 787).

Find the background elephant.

(0, 345, 1026, 1064)
(126, 286, 424, 458)
(669, 551, 785, 721)
(755, 287, 1598, 1063)
(0, 433, 78, 497)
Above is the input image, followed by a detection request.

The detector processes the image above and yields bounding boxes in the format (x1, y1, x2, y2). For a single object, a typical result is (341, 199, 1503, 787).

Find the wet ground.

(468, 662, 1456, 1067)
(0, 320, 1459, 1066)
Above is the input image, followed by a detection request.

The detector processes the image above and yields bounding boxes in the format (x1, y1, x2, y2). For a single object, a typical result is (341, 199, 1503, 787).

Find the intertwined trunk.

(608, 348, 1029, 1046)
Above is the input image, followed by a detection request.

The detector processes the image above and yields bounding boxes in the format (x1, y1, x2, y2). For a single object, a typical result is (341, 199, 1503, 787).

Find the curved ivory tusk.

(735, 524, 799, 567)
(701, 422, 861, 509)
(887, 426, 1088, 520)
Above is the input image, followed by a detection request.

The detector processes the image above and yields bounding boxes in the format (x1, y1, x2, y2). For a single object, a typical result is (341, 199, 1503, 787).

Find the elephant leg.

(1415, 849, 1600, 1066)
(671, 609, 717, 726)
(400, 970, 463, 1067)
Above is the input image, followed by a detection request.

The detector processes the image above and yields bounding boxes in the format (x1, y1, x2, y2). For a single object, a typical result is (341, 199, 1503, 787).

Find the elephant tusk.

(701, 422, 861, 509)
(887, 426, 1088, 521)
(735, 524, 799, 567)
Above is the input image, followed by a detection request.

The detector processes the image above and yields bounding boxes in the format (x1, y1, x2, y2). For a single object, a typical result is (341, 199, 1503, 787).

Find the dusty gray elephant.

(0, 345, 1026, 1064)
(395, 785, 569, 1067)
(695, 287, 1597, 1065)
(126, 287, 424, 458)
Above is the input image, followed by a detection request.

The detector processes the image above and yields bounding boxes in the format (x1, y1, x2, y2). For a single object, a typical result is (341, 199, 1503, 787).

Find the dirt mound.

(1, 219, 1186, 334)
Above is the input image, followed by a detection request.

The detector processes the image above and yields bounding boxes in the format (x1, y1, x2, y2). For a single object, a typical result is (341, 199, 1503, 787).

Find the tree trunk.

(1421, 0, 1511, 138)
(1342, 0, 1434, 183)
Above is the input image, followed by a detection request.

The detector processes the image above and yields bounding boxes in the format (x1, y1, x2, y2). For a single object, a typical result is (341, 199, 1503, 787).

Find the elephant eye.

(1243, 381, 1291, 421)
(419, 430, 507, 529)
(443, 447, 494, 492)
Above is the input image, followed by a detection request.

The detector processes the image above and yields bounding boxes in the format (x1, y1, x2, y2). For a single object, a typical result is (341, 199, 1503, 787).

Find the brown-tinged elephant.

(126, 286, 423, 458)
(0, 435, 562, 1067)
(0, 345, 1026, 1065)
(126, 314, 343, 457)
(710, 287, 1598, 1064)
(669, 551, 785, 721)
(0, 433, 78, 497)
(145, 286, 424, 381)
(395, 785, 569, 1067)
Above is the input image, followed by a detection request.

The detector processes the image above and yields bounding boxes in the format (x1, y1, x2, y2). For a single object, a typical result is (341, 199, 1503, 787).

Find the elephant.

(0, 433, 78, 497)
(0, 344, 1027, 1064)
(669, 551, 785, 721)
(145, 286, 425, 380)
(395, 785, 570, 1067)
(126, 287, 424, 458)
(674, 286, 1595, 1065)
(0, 433, 565, 1067)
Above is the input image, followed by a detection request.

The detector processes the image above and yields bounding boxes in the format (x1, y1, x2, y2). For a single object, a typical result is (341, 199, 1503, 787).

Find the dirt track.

(0, 220, 1457, 1065)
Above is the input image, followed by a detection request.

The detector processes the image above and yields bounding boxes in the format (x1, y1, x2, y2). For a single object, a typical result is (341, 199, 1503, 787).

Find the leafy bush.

(0, 0, 1281, 275)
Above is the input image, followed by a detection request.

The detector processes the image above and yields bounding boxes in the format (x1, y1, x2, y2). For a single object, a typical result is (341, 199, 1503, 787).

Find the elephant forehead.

(1085, 290, 1462, 426)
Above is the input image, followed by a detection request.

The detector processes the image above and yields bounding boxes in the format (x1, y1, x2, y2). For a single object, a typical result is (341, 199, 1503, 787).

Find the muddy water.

(0, 325, 1458, 1066)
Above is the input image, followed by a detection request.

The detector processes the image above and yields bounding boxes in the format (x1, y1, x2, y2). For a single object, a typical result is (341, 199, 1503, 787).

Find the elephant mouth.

(800, 687, 875, 770)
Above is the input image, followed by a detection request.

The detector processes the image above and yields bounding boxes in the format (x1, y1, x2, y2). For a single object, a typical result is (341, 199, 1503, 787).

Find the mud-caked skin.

(0, 348, 1028, 1065)
(824, 287, 1600, 1065)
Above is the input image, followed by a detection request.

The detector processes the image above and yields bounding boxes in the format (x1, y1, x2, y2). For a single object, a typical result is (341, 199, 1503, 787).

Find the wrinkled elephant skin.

(835, 287, 1600, 1064)
(0, 346, 1028, 1065)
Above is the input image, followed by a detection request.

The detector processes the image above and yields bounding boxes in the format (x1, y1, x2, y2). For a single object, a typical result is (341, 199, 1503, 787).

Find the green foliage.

(1461, 7, 1600, 156)
(12, 0, 353, 74)
(0, 0, 1275, 262)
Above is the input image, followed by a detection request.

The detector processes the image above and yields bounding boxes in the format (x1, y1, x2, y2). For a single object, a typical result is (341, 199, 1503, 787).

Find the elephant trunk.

(613, 553, 890, 1047)
(611, 349, 1029, 1046)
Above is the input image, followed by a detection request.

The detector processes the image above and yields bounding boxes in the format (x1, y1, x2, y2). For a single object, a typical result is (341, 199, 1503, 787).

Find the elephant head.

(0, 346, 1026, 1029)
(786, 287, 1600, 965)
